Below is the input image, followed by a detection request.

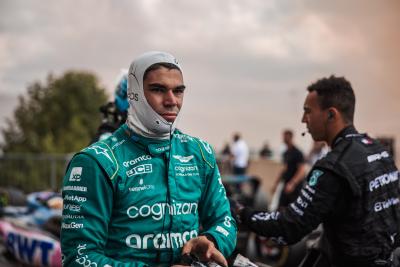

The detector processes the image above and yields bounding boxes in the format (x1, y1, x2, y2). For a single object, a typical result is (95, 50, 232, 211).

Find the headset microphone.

(302, 131, 306, 137)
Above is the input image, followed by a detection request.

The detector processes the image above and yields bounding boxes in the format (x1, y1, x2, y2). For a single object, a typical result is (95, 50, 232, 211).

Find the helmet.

(114, 70, 129, 112)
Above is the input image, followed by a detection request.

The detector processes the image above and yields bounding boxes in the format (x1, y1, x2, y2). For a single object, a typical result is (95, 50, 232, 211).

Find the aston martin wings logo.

(88, 145, 113, 162)
(173, 155, 194, 163)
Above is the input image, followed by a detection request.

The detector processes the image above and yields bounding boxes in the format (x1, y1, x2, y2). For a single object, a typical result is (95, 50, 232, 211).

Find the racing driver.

(61, 51, 237, 266)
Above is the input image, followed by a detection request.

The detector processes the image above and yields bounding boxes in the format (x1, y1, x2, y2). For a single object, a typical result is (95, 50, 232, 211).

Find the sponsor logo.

(129, 184, 155, 192)
(308, 170, 323, 186)
(369, 171, 398, 192)
(305, 185, 316, 195)
(223, 215, 232, 228)
(63, 186, 87, 192)
(217, 176, 226, 196)
(251, 211, 280, 222)
(126, 230, 198, 249)
(374, 198, 399, 212)
(123, 155, 152, 168)
(64, 195, 87, 202)
(367, 151, 390, 163)
(127, 202, 198, 221)
(75, 244, 97, 266)
(296, 196, 308, 208)
(174, 165, 199, 177)
(290, 203, 304, 216)
(199, 140, 212, 154)
(173, 133, 194, 142)
(111, 139, 126, 150)
(63, 203, 81, 212)
(126, 164, 153, 177)
(173, 155, 194, 163)
(69, 167, 83, 182)
(77, 244, 87, 256)
(87, 145, 113, 162)
(63, 214, 85, 220)
(128, 92, 138, 101)
(300, 189, 313, 202)
(62, 222, 84, 229)
(6, 232, 55, 266)
(361, 138, 373, 145)
(216, 226, 229, 236)
(155, 145, 170, 153)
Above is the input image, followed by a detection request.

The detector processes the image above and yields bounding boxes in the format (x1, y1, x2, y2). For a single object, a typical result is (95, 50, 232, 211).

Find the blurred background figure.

(92, 70, 129, 142)
(306, 141, 329, 167)
(270, 129, 306, 210)
(219, 142, 233, 174)
(259, 141, 273, 159)
(231, 132, 249, 175)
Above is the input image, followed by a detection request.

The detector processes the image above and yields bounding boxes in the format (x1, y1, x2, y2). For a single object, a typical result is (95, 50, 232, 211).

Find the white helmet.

(126, 51, 183, 139)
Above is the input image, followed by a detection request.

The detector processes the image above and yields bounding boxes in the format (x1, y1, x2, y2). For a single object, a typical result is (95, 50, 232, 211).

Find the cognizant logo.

(126, 230, 198, 249)
(126, 202, 198, 221)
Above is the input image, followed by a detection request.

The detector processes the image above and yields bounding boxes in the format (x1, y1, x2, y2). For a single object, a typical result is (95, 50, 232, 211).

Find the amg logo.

(367, 151, 389, 163)
(126, 164, 153, 177)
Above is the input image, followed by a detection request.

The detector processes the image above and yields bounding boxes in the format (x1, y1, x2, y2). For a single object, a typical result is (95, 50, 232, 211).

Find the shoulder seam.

(194, 139, 214, 168)
(98, 141, 119, 180)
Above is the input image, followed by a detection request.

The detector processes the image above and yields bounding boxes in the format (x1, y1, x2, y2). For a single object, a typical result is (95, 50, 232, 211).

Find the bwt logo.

(6, 232, 55, 267)
(126, 164, 153, 177)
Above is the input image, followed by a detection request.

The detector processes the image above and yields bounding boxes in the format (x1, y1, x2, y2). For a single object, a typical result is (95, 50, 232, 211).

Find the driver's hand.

(181, 236, 228, 267)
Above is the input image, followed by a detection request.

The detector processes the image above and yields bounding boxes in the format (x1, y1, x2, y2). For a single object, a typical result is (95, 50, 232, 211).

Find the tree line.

(0, 71, 108, 192)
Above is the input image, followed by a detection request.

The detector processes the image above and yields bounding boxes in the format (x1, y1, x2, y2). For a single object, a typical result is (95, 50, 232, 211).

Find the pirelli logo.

(126, 164, 153, 177)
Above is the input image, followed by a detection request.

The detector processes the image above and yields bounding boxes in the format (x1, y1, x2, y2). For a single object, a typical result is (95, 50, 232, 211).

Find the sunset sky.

(1, 0, 399, 161)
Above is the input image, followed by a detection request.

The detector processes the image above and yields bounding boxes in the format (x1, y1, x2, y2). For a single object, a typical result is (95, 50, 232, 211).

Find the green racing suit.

(61, 124, 237, 266)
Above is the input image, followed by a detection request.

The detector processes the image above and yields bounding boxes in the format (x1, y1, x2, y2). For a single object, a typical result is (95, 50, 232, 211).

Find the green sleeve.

(61, 154, 149, 267)
(198, 153, 237, 257)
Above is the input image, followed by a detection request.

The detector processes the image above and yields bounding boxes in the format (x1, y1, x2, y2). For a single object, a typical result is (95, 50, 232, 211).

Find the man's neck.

(327, 124, 353, 147)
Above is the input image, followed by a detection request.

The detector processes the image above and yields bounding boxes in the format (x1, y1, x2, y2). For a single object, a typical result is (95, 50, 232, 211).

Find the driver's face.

(302, 91, 328, 142)
(143, 67, 185, 123)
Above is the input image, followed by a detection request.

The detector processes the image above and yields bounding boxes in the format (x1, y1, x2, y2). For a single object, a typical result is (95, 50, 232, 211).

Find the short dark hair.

(143, 62, 181, 81)
(307, 75, 355, 123)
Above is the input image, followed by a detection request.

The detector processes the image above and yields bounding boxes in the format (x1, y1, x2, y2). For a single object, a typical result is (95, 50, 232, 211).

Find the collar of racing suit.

(123, 123, 178, 157)
(331, 125, 359, 148)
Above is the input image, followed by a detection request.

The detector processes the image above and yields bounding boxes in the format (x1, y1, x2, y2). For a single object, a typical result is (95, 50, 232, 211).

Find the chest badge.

(309, 170, 324, 186)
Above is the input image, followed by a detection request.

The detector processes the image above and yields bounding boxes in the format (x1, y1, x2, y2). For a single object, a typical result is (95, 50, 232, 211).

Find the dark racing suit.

(240, 126, 400, 267)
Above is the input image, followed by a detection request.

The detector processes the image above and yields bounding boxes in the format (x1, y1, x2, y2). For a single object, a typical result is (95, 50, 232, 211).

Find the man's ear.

(327, 108, 339, 120)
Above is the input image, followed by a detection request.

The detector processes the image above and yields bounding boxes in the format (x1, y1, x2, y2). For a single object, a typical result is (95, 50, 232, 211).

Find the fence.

(0, 153, 72, 193)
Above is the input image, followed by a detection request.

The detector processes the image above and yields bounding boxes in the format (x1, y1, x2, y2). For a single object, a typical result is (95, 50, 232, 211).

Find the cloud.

(0, 0, 399, 161)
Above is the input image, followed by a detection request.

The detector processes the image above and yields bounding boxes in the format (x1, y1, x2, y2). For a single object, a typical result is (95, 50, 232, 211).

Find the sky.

(0, 0, 399, 161)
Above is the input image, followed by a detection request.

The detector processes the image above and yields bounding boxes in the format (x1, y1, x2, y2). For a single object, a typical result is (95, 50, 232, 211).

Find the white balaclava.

(126, 51, 183, 139)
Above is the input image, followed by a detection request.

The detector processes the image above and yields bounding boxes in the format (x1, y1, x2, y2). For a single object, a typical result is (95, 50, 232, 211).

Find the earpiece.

(328, 110, 334, 120)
